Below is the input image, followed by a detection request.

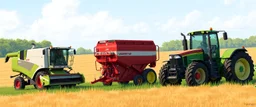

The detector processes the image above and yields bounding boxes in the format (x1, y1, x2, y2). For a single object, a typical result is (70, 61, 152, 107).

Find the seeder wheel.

(133, 75, 144, 85)
(103, 82, 112, 86)
(143, 68, 157, 84)
(14, 77, 26, 90)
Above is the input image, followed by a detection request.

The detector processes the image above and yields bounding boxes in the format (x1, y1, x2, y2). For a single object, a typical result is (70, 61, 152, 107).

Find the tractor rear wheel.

(224, 51, 254, 84)
(133, 75, 144, 85)
(185, 62, 209, 86)
(14, 77, 26, 90)
(143, 68, 157, 84)
(159, 63, 182, 86)
(34, 71, 48, 90)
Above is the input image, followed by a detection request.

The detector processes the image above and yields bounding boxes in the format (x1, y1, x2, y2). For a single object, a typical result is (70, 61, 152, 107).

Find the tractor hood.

(171, 49, 203, 57)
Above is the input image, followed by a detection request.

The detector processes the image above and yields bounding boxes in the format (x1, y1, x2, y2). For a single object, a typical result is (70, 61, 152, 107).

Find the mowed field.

(0, 48, 256, 107)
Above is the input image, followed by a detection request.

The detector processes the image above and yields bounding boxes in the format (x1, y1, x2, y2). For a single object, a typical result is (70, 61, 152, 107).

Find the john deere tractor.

(5, 43, 85, 90)
(159, 28, 255, 86)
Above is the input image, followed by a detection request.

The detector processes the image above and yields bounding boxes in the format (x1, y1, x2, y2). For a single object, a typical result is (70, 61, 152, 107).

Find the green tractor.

(159, 28, 255, 86)
(5, 43, 85, 90)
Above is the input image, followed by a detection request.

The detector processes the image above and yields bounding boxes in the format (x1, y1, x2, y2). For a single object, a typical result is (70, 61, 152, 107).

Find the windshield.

(190, 34, 209, 53)
(50, 49, 69, 66)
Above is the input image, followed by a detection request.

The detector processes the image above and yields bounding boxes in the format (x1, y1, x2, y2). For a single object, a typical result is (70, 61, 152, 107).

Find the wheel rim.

(36, 76, 43, 88)
(137, 78, 143, 84)
(195, 68, 206, 84)
(15, 80, 21, 89)
(146, 71, 156, 84)
(235, 58, 250, 80)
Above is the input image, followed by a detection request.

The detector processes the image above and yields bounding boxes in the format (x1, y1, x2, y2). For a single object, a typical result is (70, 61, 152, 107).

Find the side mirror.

(73, 49, 76, 55)
(42, 49, 45, 55)
(223, 32, 228, 40)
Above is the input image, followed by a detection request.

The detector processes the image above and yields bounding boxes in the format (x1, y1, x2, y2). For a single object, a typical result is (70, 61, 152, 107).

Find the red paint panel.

(179, 49, 203, 56)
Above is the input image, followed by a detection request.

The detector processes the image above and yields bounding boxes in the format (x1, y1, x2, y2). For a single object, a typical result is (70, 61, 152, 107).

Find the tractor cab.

(181, 27, 228, 61)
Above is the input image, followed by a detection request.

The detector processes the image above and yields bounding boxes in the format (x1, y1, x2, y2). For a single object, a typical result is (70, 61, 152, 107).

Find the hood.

(172, 49, 203, 56)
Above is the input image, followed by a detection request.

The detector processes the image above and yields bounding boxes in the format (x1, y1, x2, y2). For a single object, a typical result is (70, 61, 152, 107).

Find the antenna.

(31, 43, 36, 49)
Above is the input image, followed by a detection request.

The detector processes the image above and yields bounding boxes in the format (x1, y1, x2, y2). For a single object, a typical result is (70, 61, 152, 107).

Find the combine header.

(91, 40, 160, 85)
(5, 44, 85, 90)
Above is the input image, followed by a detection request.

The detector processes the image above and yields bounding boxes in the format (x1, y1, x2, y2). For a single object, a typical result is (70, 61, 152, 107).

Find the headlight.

(174, 55, 181, 59)
(169, 56, 173, 59)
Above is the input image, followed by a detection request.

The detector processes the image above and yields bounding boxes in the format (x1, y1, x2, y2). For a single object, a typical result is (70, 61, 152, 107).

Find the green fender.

(221, 48, 247, 59)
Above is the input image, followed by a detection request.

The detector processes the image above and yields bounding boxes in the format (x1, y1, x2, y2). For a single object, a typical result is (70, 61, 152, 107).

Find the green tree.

(76, 47, 93, 55)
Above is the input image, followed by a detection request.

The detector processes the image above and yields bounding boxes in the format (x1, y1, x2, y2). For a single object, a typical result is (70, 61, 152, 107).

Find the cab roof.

(187, 30, 219, 36)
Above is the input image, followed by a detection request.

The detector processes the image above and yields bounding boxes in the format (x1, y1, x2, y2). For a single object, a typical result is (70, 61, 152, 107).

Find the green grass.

(0, 78, 255, 96)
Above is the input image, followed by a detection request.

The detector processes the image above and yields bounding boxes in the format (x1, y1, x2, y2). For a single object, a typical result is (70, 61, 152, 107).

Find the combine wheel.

(143, 68, 157, 84)
(34, 71, 48, 90)
(224, 52, 254, 84)
(133, 75, 144, 85)
(14, 77, 26, 90)
(159, 63, 182, 86)
(185, 62, 209, 86)
(103, 82, 112, 86)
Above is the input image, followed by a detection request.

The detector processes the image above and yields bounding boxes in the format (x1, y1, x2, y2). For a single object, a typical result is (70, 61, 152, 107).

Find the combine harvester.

(5, 44, 85, 90)
(91, 40, 160, 86)
(159, 28, 255, 86)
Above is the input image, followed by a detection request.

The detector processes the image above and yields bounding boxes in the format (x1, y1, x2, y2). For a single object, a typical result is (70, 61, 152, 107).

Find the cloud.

(2, 0, 148, 47)
(159, 10, 202, 33)
(0, 10, 20, 37)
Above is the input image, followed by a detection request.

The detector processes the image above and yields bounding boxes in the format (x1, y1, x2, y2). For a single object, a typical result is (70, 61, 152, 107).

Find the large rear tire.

(14, 77, 26, 90)
(185, 62, 209, 86)
(159, 63, 182, 86)
(224, 51, 254, 84)
(142, 68, 157, 84)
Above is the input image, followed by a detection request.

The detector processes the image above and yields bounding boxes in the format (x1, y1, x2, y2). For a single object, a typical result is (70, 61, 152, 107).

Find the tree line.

(160, 35, 256, 51)
(0, 36, 255, 57)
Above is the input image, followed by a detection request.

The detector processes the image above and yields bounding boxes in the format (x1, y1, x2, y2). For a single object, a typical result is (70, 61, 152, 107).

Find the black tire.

(103, 82, 112, 86)
(14, 77, 26, 90)
(118, 81, 129, 85)
(133, 75, 144, 85)
(34, 71, 48, 90)
(159, 63, 182, 86)
(185, 62, 209, 86)
(224, 51, 254, 84)
(142, 68, 157, 84)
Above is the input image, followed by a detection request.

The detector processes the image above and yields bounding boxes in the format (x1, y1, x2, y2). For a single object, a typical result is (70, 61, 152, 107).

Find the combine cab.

(5, 44, 85, 90)
(159, 28, 255, 86)
(91, 40, 160, 85)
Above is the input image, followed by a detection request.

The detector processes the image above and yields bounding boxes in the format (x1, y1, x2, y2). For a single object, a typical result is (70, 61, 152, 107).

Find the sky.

(0, 0, 256, 50)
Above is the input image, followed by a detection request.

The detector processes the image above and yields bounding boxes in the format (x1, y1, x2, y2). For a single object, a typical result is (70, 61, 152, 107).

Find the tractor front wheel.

(185, 62, 209, 86)
(133, 75, 144, 85)
(159, 63, 182, 86)
(14, 77, 26, 90)
(143, 68, 157, 84)
(224, 51, 254, 84)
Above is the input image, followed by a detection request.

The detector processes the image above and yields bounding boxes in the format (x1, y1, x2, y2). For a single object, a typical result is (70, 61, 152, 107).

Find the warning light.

(242, 46, 245, 49)
(50, 46, 53, 49)
(210, 27, 213, 31)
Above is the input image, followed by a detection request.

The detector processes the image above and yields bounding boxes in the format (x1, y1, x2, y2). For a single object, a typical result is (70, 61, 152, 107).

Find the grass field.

(0, 48, 256, 107)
